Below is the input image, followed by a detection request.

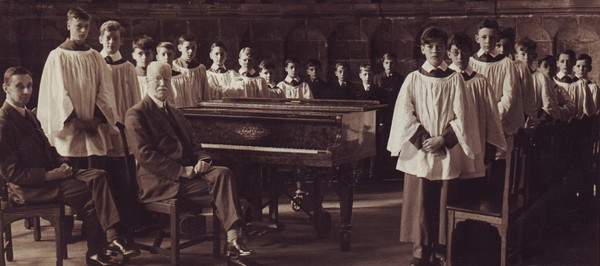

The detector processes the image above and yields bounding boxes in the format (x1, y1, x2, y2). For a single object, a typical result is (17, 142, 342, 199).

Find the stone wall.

(1, 0, 599, 106)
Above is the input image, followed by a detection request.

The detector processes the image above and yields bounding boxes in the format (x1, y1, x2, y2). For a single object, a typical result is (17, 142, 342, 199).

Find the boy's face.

(359, 69, 371, 84)
(259, 68, 273, 83)
(538, 61, 552, 76)
(383, 59, 396, 73)
(514, 46, 536, 66)
(178, 41, 197, 62)
(285, 62, 299, 78)
(132, 48, 154, 68)
(574, 59, 591, 79)
(495, 38, 512, 57)
(3, 74, 33, 108)
(475, 27, 498, 53)
(99, 30, 122, 55)
(210, 47, 227, 66)
(238, 53, 253, 69)
(335, 66, 348, 82)
(67, 18, 90, 44)
(421, 39, 446, 67)
(557, 53, 574, 74)
(306, 66, 320, 80)
(156, 47, 175, 66)
(447, 44, 470, 70)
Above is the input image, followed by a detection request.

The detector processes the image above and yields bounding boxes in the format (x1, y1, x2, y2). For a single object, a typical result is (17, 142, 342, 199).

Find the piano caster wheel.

(340, 232, 351, 251)
(314, 211, 331, 237)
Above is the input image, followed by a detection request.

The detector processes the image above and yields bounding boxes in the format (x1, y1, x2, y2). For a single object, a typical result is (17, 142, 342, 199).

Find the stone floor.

(5, 179, 599, 266)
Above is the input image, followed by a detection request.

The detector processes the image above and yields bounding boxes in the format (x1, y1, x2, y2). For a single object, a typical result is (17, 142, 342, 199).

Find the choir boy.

(373, 53, 404, 115)
(99, 20, 141, 125)
(323, 62, 354, 100)
(306, 59, 326, 99)
(536, 55, 574, 121)
(388, 27, 480, 266)
(554, 49, 579, 90)
(568, 54, 597, 116)
(258, 60, 284, 98)
(132, 35, 155, 98)
(36, 8, 139, 263)
(469, 19, 523, 138)
(495, 27, 515, 59)
(233, 47, 268, 98)
(206, 41, 241, 100)
(512, 37, 538, 121)
(353, 64, 383, 101)
(172, 34, 210, 106)
(156, 42, 186, 107)
(277, 57, 313, 99)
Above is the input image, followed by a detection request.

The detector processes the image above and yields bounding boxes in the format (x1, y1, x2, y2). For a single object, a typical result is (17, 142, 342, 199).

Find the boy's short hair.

(99, 20, 125, 37)
(258, 60, 275, 71)
(577, 53, 593, 66)
(499, 27, 515, 42)
(335, 61, 350, 70)
(478, 19, 499, 31)
(306, 59, 321, 69)
(557, 49, 576, 61)
(381, 53, 398, 61)
(420, 27, 448, 45)
(3, 66, 32, 86)
(283, 57, 300, 68)
(210, 41, 227, 52)
(359, 64, 371, 72)
(239, 47, 254, 58)
(178, 34, 196, 45)
(132, 35, 155, 51)
(67, 7, 91, 21)
(538, 55, 557, 72)
(447, 33, 473, 52)
(515, 37, 537, 52)
(157, 42, 176, 52)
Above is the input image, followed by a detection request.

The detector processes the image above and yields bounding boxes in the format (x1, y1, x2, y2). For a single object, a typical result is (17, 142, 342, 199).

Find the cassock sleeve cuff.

(442, 124, 459, 149)
(409, 125, 431, 149)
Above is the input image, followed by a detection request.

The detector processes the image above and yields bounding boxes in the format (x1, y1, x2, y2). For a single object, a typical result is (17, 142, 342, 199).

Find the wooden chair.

(0, 179, 65, 266)
(447, 128, 529, 266)
(115, 122, 221, 266)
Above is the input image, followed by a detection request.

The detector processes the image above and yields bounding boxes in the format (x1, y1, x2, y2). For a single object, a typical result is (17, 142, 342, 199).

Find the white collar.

(362, 83, 370, 90)
(421, 60, 448, 73)
(476, 49, 497, 57)
(556, 71, 573, 79)
(5, 100, 26, 117)
(239, 68, 256, 76)
(148, 94, 167, 109)
(448, 63, 472, 75)
(284, 76, 301, 83)
(210, 64, 227, 72)
(338, 80, 347, 86)
(100, 50, 122, 62)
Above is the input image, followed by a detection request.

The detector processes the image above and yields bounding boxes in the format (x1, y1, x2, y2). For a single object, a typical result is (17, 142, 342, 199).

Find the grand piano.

(180, 98, 385, 251)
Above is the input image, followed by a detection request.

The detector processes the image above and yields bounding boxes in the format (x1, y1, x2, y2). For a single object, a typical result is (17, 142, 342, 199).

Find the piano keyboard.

(201, 143, 322, 154)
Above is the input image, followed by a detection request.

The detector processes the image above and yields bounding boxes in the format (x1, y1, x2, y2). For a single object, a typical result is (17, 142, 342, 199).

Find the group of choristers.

(1, 4, 598, 265)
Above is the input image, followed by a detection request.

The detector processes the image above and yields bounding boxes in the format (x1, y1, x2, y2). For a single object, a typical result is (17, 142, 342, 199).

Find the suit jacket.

(352, 83, 385, 101)
(322, 81, 355, 100)
(0, 102, 69, 204)
(125, 95, 211, 203)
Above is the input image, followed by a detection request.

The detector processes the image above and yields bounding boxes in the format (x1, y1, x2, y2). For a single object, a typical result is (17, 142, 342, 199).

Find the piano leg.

(337, 165, 358, 251)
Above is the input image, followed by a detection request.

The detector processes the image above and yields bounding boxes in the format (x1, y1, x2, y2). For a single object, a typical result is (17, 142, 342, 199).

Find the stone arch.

(284, 21, 328, 81)
(327, 22, 369, 82)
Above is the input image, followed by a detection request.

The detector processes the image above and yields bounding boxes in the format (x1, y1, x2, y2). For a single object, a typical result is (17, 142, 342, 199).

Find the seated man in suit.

(124, 61, 253, 265)
(0, 66, 140, 266)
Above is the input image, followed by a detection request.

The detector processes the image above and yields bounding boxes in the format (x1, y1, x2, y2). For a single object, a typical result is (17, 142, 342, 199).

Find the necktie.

(461, 71, 470, 80)
(290, 80, 300, 86)
(480, 53, 493, 62)
(430, 68, 444, 77)
(216, 67, 226, 73)
(104, 56, 113, 64)
(244, 72, 252, 77)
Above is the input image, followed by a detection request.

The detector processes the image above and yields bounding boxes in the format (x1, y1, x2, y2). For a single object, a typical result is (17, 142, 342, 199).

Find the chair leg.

(212, 208, 221, 258)
(55, 214, 64, 266)
(5, 225, 12, 262)
(33, 216, 41, 241)
(500, 228, 507, 266)
(170, 207, 179, 266)
(0, 224, 6, 266)
(446, 211, 454, 266)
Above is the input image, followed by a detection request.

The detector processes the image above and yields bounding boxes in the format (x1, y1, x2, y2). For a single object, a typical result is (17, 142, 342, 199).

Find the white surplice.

(37, 47, 120, 157)
(206, 67, 243, 100)
(231, 73, 269, 98)
(470, 54, 524, 135)
(567, 79, 597, 117)
(106, 61, 141, 123)
(514, 60, 537, 118)
(387, 66, 481, 181)
(172, 63, 210, 106)
(277, 76, 313, 99)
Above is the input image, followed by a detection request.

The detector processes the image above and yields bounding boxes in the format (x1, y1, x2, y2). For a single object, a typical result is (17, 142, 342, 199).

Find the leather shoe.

(86, 252, 123, 266)
(105, 238, 140, 257)
(226, 238, 254, 258)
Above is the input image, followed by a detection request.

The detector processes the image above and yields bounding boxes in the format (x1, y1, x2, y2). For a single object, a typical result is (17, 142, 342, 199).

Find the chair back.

(503, 128, 528, 223)
(115, 122, 140, 199)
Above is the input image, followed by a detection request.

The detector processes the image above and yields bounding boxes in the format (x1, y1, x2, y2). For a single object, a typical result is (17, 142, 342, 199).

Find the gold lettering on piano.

(235, 126, 270, 141)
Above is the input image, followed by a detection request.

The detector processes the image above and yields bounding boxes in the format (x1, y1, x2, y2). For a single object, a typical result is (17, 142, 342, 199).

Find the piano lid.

(187, 98, 387, 113)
